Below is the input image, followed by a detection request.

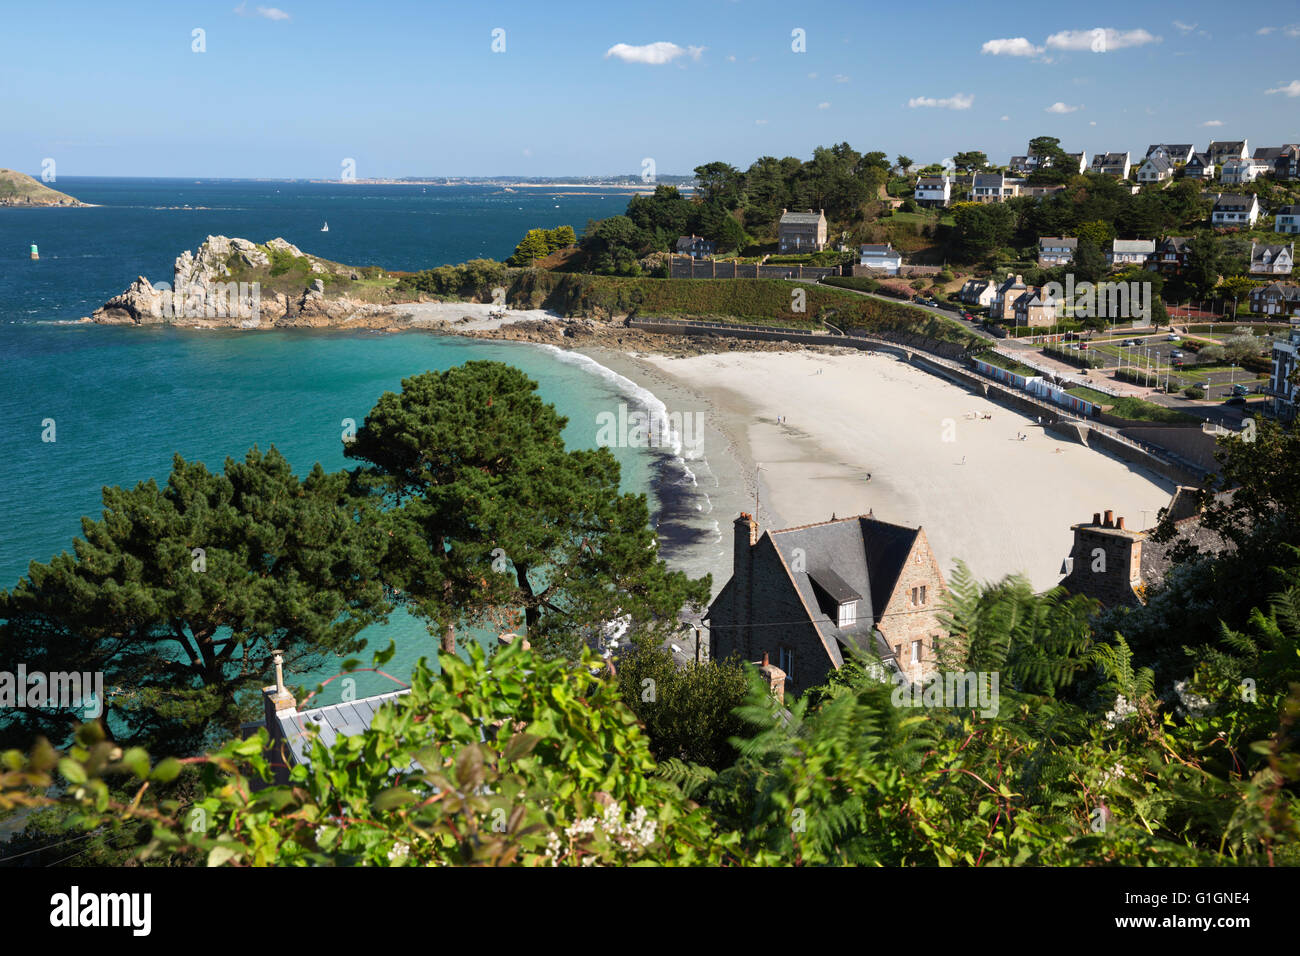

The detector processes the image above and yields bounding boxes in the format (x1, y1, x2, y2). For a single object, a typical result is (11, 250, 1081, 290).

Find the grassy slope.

(0, 169, 82, 205)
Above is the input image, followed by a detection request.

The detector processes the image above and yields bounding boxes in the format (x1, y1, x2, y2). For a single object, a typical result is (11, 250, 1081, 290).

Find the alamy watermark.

(595, 402, 704, 454)
(891, 669, 1000, 718)
(1042, 275, 1152, 323)
(152, 281, 261, 320)
(0, 665, 104, 719)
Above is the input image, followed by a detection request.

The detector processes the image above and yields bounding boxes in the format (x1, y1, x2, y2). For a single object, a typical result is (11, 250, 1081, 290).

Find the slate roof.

(1039, 236, 1078, 250)
(973, 172, 1005, 189)
(916, 176, 948, 188)
(779, 209, 824, 225)
(1276, 204, 1300, 217)
(767, 515, 921, 661)
(1141, 154, 1172, 174)
(274, 690, 412, 768)
(1111, 239, 1156, 255)
(1252, 242, 1293, 263)
(1147, 144, 1194, 159)
(860, 243, 897, 256)
(1214, 193, 1256, 211)
(1158, 236, 1192, 253)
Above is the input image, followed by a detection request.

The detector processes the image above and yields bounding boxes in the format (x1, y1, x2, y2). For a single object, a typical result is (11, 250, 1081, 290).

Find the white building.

(1212, 193, 1261, 228)
(913, 175, 951, 207)
(858, 243, 902, 275)
(1276, 205, 1300, 235)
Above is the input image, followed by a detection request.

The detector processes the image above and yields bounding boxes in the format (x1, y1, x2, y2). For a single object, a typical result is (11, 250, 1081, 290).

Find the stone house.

(777, 208, 827, 253)
(1013, 286, 1058, 327)
(707, 512, 949, 695)
(675, 234, 716, 259)
(1251, 282, 1300, 317)
(1058, 510, 1146, 608)
(991, 273, 1028, 321)
(972, 172, 1022, 203)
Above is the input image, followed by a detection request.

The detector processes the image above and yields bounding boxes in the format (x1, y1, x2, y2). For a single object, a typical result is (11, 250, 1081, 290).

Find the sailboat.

(321, 222, 329, 232)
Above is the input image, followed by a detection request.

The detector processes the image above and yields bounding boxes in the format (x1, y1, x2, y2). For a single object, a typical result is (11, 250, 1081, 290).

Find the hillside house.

(972, 172, 1022, 203)
(1182, 152, 1215, 179)
(1090, 151, 1131, 178)
(1220, 157, 1260, 185)
(914, 175, 951, 207)
(1207, 140, 1249, 164)
(1271, 319, 1300, 420)
(1146, 144, 1195, 165)
(1136, 153, 1173, 183)
(777, 209, 828, 253)
(1108, 238, 1156, 267)
(1037, 236, 1077, 266)
(1252, 282, 1300, 317)
(707, 512, 949, 693)
(1013, 286, 1058, 328)
(675, 234, 716, 259)
(1250, 242, 1294, 276)
(859, 243, 902, 274)
(1275, 205, 1300, 235)
(1152, 236, 1193, 273)
(992, 273, 1028, 321)
(959, 278, 996, 307)
(1212, 193, 1260, 228)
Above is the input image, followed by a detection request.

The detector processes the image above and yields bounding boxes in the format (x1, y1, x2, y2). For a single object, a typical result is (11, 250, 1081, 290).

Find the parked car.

(1170, 349, 1184, 359)
(963, 312, 976, 321)
(1232, 383, 1250, 396)
(1225, 396, 1246, 407)
(1079, 343, 1089, 350)
(1167, 333, 1181, 342)
(1123, 338, 1140, 347)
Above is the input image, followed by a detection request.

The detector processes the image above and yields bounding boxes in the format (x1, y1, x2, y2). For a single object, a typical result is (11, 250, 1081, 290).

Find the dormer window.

(838, 600, 857, 628)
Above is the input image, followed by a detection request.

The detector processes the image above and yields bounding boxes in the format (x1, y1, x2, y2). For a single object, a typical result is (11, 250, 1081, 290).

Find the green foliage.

(615, 646, 751, 769)
(0, 448, 391, 754)
(393, 259, 508, 299)
(507, 226, 575, 266)
(343, 361, 710, 657)
(2, 643, 744, 866)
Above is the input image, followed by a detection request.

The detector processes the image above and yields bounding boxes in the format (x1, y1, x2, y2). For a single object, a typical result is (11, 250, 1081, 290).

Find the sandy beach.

(610, 347, 1176, 593)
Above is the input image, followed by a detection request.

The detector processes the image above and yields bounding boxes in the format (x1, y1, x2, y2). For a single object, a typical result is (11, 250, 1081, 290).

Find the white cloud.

(817, 101, 830, 109)
(1046, 101, 1081, 113)
(1287, 24, 1300, 37)
(834, 74, 850, 83)
(1201, 119, 1224, 127)
(234, 2, 289, 18)
(907, 92, 974, 110)
(1172, 20, 1196, 33)
(1089, 120, 1097, 126)
(755, 119, 768, 125)
(726, 54, 736, 62)
(981, 37, 1044, 56)
(1045, 28, 1160, 52)
(604, 42, 704, 65)
(1266, 79, 1300, 97)
(1000, 115, 1011, 121)
(1257, 26, 1275, 35)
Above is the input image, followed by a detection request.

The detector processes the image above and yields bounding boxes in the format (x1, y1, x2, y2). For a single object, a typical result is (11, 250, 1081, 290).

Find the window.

(894, 644, 902, 660)
(919, 585, 927, 605)
(838, 600, 857, 628)
(911, 640, 922, 664)
(911, 587, 919, 605)
(778, 647, 794, 680)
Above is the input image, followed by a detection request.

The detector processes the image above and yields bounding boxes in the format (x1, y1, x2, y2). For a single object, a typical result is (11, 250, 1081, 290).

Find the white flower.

(387, 842, 410, 863)
(1104, 693, 1137, 728)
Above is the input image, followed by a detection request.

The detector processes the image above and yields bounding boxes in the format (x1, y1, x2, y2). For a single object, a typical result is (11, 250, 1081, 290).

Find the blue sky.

(3, 0, 1297, 178)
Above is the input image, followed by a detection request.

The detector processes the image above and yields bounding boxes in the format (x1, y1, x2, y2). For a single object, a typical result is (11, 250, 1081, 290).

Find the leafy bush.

(1184, 386, 1206, 399)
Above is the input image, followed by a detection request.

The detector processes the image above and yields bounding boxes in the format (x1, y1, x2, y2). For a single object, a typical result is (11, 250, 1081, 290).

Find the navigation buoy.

(30, 243, 39, 260)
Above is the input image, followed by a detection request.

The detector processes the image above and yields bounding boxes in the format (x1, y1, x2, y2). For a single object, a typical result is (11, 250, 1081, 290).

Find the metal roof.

(276, 689, 411, 767)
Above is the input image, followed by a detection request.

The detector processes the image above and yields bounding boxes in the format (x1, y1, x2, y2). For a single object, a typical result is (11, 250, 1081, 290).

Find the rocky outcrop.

(89, 235, 365, 327)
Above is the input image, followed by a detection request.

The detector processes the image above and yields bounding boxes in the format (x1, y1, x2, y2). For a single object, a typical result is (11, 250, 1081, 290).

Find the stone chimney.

(732, 513, 759, 659)
(262, 649, 296, 726)
(1059, 509, 1145, 608)
(756, 652, 787, 704)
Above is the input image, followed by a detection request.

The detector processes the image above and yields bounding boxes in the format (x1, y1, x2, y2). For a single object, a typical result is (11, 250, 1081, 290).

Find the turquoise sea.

(0, 179, 716, 704)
